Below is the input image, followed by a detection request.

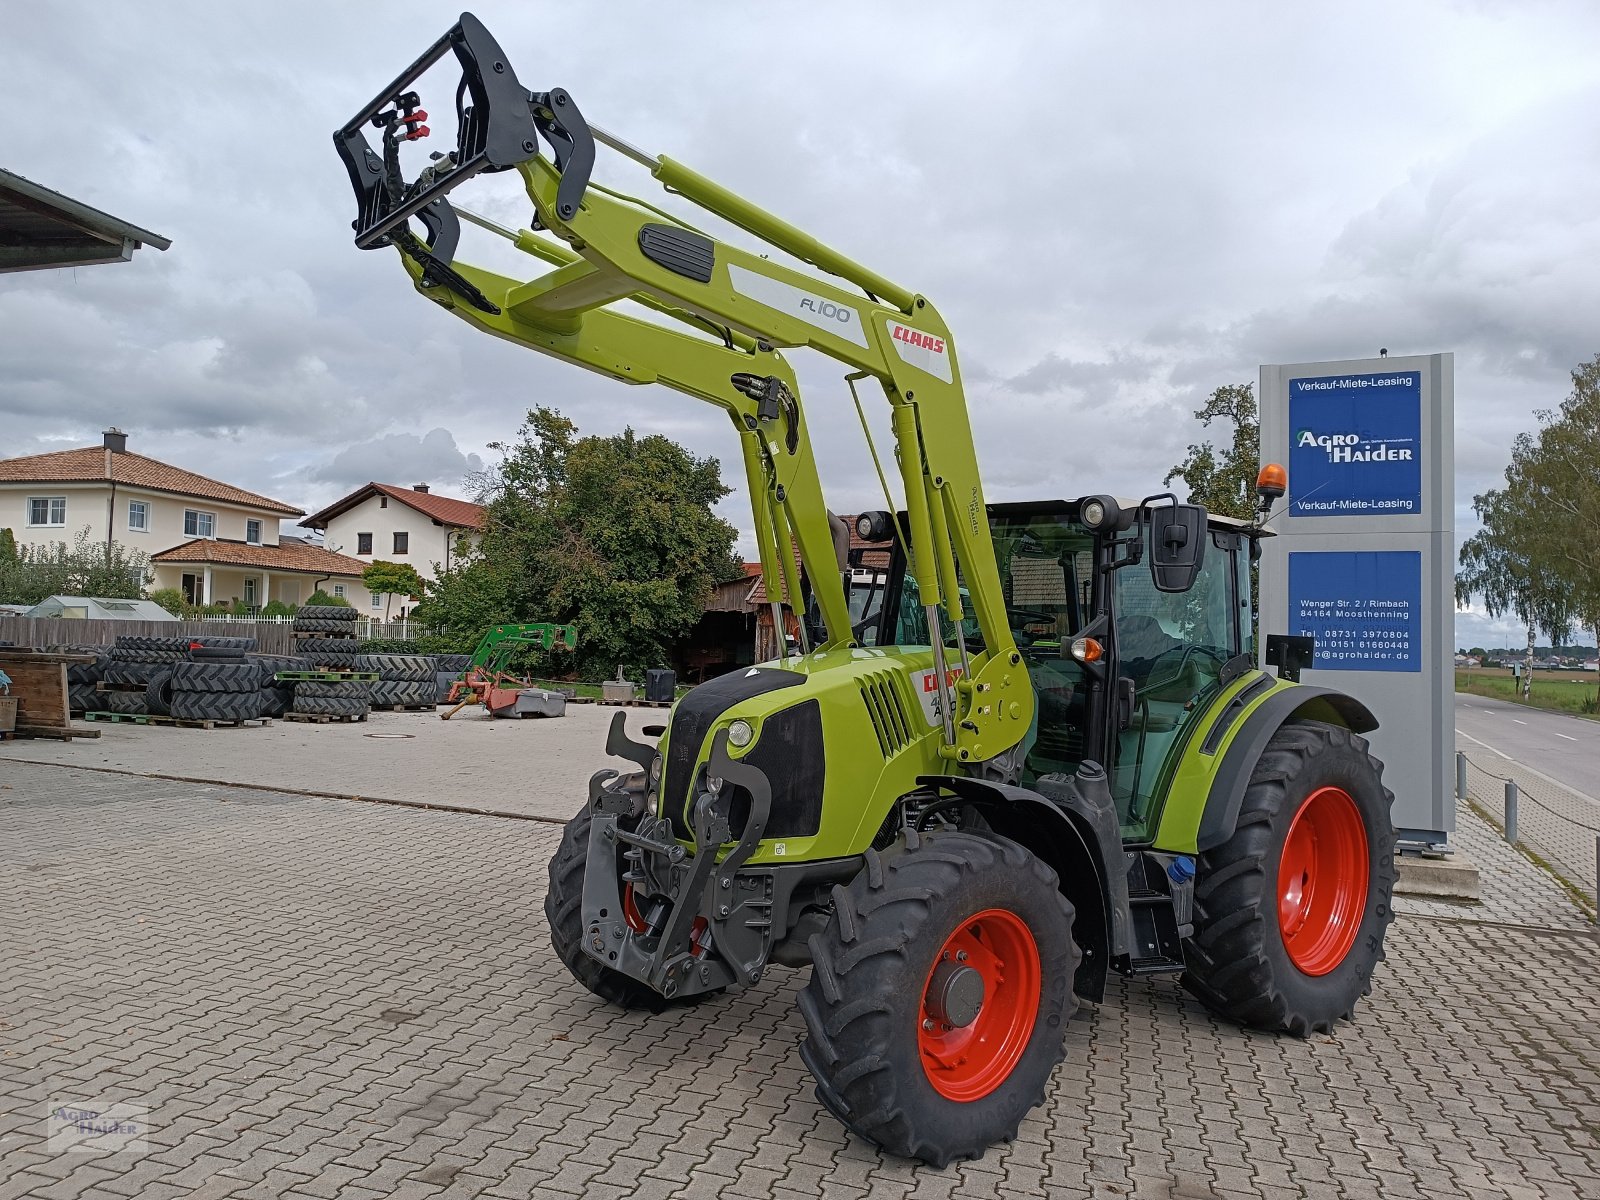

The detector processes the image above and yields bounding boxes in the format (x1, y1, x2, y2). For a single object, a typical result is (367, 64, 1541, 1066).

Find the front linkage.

(580, 713, 847, 1000)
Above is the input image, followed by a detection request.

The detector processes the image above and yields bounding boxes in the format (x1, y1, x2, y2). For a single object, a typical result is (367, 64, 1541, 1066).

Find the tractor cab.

(857, 498, 1265, 843)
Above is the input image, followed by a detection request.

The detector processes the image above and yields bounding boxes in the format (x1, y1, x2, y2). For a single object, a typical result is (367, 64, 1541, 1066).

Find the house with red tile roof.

(0, 429, 365, 609)
(299, 482, 485, 617)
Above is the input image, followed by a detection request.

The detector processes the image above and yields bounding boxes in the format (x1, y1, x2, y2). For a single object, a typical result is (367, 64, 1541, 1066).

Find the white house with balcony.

(0, 429, 370, 610)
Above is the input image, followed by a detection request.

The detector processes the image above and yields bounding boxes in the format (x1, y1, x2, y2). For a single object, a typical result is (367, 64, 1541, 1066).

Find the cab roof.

(987, 497, 1274, 536)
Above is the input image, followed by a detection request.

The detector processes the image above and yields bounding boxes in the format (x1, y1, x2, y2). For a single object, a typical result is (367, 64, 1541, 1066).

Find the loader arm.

(334, 13, 1033, 764)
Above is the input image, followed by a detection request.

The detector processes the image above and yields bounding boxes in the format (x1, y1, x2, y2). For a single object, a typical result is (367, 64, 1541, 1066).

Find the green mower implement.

(338, 14, 1397, 1166)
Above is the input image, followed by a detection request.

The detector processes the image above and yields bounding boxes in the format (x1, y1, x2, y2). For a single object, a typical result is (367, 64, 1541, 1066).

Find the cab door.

(1111, 529, 1244, 839)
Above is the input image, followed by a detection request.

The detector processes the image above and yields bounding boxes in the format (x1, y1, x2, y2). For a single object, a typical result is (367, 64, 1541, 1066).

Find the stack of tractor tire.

(48, 644, 111, 714)
(293, 604, 361, 668)
(163, 659, 265, 723)
(290, 676, 371, 719)
(358, 654, 436, 710)
(98, 636, 191, 715)
(433, 654, 472, 703)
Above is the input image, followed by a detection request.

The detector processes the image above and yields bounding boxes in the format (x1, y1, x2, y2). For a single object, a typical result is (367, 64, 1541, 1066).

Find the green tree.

(416, 407, 742, 677)
(147, 587, 192, 617)
(1454, 356, 1600, 698)
(361, 560, 427, 620)
(0, 528, 16, 563)
(0, 526, 149, 606)
(1164, 383, 1260, 523)
(1515, 356, 1600, 639)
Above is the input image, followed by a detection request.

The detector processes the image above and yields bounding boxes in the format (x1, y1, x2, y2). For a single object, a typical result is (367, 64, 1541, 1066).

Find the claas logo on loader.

(890, 323, 946, 355)
(922, 667, 963, 692)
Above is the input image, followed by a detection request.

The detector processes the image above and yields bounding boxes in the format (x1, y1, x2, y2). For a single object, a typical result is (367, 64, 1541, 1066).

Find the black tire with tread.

(114, 635, 189, 653)
(291, 616, 351, 633)
(108, 647, 187, 665)
(1183, 719, 1397, 1036)
(187, 635, 257, 652)
(258, 687, 294, 719)
(798, 828, 1079, 1167)
(291, 693, 368, 717)
(246, 654, 311, 678)
(103, 689, 147, 715)
(171, 660, 262, 694)
(188, 647, 247, 662)
(371, 679, 435, 706)
(102, 660, 168, 686)
(357, 653, 433, 682)
(171, 690, 262, 722)
(544, 805, 721, 1013)
(295, 679, 371, 700)
(144, 671, 175, 716)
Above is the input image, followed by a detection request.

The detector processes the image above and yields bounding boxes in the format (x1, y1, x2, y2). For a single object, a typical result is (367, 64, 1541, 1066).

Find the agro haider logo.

(1295, 429, 1414, 463)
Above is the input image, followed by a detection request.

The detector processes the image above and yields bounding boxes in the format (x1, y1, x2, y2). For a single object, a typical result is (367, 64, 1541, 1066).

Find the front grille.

(661, 667, 805, 841)
(860, 670, 913, 757)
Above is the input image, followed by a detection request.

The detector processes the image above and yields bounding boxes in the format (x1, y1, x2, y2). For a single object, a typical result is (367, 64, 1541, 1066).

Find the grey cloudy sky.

(5, 1, 1599, 647)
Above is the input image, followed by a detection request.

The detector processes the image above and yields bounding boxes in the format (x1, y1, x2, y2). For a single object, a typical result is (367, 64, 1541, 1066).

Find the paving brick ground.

(4, 760, 1599, 1199)
(0, 705, 652, 822)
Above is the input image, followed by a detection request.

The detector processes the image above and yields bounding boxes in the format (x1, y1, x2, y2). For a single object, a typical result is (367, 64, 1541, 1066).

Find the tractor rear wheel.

(544, 805, 721, 1013)
(1184, 719, 1396, 1036)
(798, 829, 1078, 1167)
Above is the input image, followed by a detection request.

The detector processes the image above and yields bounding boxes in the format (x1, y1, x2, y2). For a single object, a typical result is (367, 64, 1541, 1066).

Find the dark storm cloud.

(6, 2, 1600, 647)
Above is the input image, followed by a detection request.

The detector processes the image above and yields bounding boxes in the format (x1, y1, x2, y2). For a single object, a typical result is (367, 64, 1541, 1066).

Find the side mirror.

(1148, 503, 1207, 593)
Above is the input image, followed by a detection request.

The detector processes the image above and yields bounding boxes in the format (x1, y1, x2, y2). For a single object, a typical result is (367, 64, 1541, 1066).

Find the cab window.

(1112, 529, 1238, 838)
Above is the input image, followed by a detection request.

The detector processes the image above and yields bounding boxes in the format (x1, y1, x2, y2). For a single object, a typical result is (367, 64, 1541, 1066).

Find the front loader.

(337, 14, 1397, 1166)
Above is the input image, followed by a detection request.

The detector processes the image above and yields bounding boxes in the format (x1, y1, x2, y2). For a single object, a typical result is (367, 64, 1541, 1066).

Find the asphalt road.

(1455, 692, 1599, 800)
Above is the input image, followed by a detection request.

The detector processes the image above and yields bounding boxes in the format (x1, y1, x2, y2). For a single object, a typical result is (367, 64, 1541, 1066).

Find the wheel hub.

(925, 961, 985, 1028)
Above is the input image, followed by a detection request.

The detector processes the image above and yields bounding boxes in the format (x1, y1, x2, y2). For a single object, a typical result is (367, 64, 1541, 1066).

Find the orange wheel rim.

(1278, 786, 1369, 976)
(918, 908, 1041, 1102)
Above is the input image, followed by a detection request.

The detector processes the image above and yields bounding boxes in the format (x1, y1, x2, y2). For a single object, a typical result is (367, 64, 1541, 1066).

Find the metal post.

(1456, 752, 1467, 802)
(1503, 780, 1518, 844)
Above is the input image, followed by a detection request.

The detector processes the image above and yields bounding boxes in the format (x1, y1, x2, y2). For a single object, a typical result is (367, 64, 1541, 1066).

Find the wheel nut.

(956, 950, 968, 962)
(590, 936, 605, 953)
(922, 1018, 936, 1032)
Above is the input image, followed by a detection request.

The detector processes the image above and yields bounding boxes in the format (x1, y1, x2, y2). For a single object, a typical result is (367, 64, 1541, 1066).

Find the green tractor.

(338, 15, 1396, 1166)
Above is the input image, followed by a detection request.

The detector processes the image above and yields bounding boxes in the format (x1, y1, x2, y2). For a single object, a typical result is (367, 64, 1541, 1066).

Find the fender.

(1175, 683, 1378, 854)
(916, 772, 1121, 1003)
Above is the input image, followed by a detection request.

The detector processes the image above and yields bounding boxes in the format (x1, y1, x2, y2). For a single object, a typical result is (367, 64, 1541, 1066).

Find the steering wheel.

(1008, 607, 1059, 649)
(1140, 644, 1229, 696)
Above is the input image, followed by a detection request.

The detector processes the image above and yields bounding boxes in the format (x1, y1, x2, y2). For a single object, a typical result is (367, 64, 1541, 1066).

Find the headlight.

(728, 719, 754, 748)
(1082, 498, 1105, 528)
(649, 755, 662, 781)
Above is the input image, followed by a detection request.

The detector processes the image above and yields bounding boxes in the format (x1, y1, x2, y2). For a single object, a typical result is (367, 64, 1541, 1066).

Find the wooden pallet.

(368, 703, 438, 713)
(616, 699, 672, 708)
(273, 671, 379, 682)
(12, 725, 100, 740)
(81, 711, 272, 731)
(283, 711, 369, 724)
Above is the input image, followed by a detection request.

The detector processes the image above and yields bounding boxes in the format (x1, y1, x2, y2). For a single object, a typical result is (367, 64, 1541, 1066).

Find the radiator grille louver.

(860, 671, 914, 757)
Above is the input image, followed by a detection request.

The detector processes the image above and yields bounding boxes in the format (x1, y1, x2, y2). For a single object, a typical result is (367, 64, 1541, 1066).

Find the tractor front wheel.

(798, 829, 1079, 1167)
(545, 805, 719, 1013)
(1184, 719, 1397, 1035)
